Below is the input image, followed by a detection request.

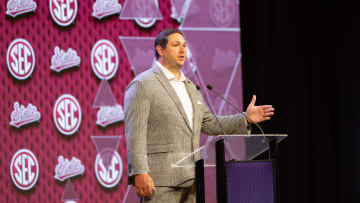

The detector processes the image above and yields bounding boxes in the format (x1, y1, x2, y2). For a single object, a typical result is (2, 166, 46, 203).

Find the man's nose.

(179, 46, 185, 53)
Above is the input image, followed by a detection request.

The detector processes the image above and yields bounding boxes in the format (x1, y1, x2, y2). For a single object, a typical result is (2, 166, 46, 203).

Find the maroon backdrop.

(0, 0, 242, 202)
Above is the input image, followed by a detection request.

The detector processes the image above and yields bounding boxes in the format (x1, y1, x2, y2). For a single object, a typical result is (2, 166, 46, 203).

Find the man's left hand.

(246, 95, 274, 123)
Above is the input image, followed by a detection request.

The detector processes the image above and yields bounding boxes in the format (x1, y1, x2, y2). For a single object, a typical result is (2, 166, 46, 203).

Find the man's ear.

(156, 45, 163, 57)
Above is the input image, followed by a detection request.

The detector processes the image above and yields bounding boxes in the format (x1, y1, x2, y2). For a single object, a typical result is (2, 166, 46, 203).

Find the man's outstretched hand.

(246, 95, 275, 123)
(135, 173, 156, 198)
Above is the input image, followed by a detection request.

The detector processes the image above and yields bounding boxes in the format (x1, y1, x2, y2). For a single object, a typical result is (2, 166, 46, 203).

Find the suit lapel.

(184, 80, 200, 137)
(152, 65, 193, 132)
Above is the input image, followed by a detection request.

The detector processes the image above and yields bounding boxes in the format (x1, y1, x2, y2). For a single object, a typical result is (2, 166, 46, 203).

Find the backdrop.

(0, 0, 243, 202)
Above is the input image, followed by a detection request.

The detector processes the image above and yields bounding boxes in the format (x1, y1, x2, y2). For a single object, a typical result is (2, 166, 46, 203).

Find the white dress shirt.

(156, 61, 194, 130)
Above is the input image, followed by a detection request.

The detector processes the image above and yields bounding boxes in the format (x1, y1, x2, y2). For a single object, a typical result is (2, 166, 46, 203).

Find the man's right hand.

(135, 173, 156, 198)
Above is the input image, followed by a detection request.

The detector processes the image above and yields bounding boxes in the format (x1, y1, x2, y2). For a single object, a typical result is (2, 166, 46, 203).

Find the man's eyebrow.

(171, 41, 186, 44)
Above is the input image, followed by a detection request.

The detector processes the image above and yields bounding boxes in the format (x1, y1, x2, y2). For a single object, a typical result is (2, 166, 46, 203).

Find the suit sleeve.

(124, 80, 150, 177)
(201, 102, 251, 135)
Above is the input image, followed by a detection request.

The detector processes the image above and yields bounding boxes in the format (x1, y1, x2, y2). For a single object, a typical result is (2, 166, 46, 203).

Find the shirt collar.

(156, 61, 186, 82)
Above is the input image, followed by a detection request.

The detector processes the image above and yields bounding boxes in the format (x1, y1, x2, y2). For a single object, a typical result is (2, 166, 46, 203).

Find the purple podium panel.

(226, 161, 275, 203)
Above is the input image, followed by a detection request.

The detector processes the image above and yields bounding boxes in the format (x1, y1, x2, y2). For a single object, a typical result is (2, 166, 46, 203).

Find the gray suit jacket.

(124, 64, 249, 186)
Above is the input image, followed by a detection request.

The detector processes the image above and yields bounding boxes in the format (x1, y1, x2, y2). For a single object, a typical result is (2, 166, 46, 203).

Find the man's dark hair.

(154, 29, 184, 60)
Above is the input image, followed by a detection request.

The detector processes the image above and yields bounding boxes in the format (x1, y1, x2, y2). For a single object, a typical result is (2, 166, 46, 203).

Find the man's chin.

(176, 62, 185, 68)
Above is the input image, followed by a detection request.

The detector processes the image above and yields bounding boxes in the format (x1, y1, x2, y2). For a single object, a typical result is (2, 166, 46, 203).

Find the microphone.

(196, 85, 226, 135)
(206, 84, 265, 135)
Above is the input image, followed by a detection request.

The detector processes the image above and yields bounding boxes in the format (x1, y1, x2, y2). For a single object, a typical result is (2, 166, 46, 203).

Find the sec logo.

(91, 39, 119, 80)
(10, 149, 39, 190)
(49, 0, 78, 27)
(94, 149, 123, 188)
(6, 38, 35, 80)
(53, 94, 82, 136)
(209, 0, 236, 27)
(132, 0, 158, 28)
(135, 18, 156, 28)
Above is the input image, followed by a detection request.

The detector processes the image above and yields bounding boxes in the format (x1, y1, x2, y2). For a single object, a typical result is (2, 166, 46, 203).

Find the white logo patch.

(50, 46, 81, 72)
(10, 102, 41, 128)
(54, 156, 85, 181)
(209, 0, 236, 27)
(134, 18, 156, 28)
(94, 150, 123, 188)
(7, 38, 36, 80)
(132, 0, 159, 28)
(91, 39, 119, 80)
(6, 0, 37, 17)
(92, 0, 122, 19)
(53, 94, 82, 136)
(96, 105, 124, 127)
(10, 149, 39, 191)
(49, 0, 78, 27)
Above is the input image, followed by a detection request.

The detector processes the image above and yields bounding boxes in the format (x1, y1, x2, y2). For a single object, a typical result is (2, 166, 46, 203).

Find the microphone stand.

(206, 85, 270, 140)
(196, 85, 226, 136)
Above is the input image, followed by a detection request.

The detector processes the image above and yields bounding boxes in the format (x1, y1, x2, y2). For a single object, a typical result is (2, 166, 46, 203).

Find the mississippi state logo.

(53, 94, 82, 136)
(91, 39, 119, 80)
(94, 149, 122, 188)
(209, 0, 236, 27)
(10, 149, 39, 190)
(50, 46, 81, 72)
(54, 156, 85, 181)
(10, 102, 41, 128)
(96, 105, 124, 127)
(6, 0, 37, 17)
(49, 0, 78, 27)
(92, 0, 122, 19)
(7, 38, 35, 80)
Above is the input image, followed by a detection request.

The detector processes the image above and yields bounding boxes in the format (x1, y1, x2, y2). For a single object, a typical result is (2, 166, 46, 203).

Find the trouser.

(141, 183, 196, 203)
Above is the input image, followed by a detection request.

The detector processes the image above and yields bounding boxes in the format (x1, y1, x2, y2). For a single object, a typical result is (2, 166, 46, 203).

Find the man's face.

(159, 33, 187, 69)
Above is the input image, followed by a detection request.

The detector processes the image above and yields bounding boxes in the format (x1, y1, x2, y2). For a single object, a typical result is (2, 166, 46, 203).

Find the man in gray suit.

(124, 29, 274, 202)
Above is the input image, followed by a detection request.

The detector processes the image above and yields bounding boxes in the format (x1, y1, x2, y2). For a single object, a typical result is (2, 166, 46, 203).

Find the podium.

(172, 134, 287, 203)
